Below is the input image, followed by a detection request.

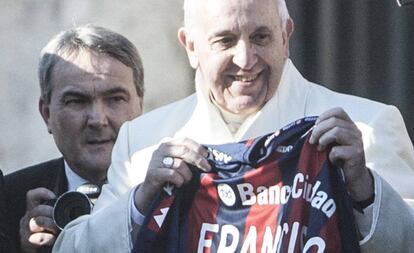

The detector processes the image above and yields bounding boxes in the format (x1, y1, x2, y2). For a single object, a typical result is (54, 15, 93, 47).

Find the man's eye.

(212, 37, 235, 49)
(219, 37, 234, 45)
(65, 98, 85, 105)
(108, 96, 126, 103)
(252, 33, 272, 45)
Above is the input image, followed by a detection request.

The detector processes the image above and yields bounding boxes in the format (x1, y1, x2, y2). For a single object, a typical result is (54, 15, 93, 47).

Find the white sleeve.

(355, 106, 414, 252)
(130, 186, 146, 226)
(359, 172, 414, 252)
(359, 105, 414, 199)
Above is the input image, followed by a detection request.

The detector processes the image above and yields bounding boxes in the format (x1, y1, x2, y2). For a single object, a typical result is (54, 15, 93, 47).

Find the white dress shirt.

(64, 160, 90, 192)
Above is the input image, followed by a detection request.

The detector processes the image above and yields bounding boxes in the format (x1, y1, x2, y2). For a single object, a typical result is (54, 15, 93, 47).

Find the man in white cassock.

(54, 0, 414, 252)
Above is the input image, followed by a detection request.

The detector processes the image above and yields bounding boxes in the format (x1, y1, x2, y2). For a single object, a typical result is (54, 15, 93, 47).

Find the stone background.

(0, 0, 192, 173)
(2, 0, 413, 174)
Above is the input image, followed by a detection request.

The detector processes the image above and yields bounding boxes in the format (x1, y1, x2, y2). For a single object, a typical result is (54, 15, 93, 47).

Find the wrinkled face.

(181, 0, 292, 116)
(40, 51, 142, 182)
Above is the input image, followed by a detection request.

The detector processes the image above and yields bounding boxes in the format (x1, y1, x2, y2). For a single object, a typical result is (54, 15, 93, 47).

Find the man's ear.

(178, 27, 199, 69)
(39, 98, 52, 134)
(283, 18, 294, 58)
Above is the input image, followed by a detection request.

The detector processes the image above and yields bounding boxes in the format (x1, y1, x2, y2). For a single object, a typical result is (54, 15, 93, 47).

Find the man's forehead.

(50, 51, 134, 95)
(192, 0, 279, 30)
(52, 50, 131, 80)
(192, 0, 277, 15)
(53, 50, 115, 73)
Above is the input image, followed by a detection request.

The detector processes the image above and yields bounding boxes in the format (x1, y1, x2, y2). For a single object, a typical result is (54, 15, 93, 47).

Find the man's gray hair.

(183, 0, 290, 30)
(39, 24, 144, 103)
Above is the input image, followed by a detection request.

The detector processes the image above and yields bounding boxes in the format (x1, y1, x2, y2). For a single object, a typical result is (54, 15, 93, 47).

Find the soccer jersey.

(133, 117, 360, 253)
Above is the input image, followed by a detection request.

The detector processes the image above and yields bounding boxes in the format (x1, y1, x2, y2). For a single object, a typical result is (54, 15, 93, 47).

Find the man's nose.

(86, 102, 108, 128)
(232, 40, 257, 70)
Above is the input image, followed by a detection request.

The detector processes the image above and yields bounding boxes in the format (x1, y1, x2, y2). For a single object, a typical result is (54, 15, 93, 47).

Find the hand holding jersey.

(309, 107, 374, 202)
(134, 139, 211, 215)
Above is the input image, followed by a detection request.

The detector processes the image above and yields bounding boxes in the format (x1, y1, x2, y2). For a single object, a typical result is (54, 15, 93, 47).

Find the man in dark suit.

(4, 24, 144, 253)
(1, 170, 15, 253)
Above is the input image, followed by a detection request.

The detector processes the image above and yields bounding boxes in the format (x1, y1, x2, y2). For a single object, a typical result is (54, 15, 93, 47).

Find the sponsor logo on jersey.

(276, 145, 293, 153)
(282, 121, 298, 131)
(264, 130, 280, 147)
(217, 172, 336, 218)
(208, 148, 232, 164)
(304, 116, 318, 122)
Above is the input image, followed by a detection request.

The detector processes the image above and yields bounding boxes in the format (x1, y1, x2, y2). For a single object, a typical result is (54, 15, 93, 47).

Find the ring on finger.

(162, 156, 174, 168)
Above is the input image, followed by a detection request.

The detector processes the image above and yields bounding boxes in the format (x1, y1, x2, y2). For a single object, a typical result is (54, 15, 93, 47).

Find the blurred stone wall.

(0, 0, 193, 174)
(2, 1, 413, 175)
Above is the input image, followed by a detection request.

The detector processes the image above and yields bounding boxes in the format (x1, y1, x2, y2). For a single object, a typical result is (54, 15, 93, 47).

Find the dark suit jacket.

(1, 169, 15, 253)
(5, 158, 68, 253)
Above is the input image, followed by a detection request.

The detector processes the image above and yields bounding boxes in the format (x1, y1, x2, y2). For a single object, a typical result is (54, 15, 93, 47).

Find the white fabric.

(53, 59, 414, 253)
(64, 160, 89, 192)
(210, 96, 248, 136)
(130, 187, 145, 226)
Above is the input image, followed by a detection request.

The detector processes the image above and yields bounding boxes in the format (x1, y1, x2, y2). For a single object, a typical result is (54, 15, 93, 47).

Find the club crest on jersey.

(217, 183, 236, 206)
(208, 148, 232, 164)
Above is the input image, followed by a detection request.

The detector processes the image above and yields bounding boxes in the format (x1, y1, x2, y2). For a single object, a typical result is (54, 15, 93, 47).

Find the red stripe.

(148, 196, 175, 233)
(242, 156, 283, 252)
(187, 174, 220, 253)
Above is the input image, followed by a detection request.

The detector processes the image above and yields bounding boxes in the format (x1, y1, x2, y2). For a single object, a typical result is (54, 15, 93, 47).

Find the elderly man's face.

(181, 0, 293, 116)
(39, 51, 142, 181)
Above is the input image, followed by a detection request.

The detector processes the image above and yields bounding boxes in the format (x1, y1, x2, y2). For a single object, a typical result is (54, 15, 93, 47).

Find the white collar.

(64, 160, 89, 192)
(209, 96, 247, 136)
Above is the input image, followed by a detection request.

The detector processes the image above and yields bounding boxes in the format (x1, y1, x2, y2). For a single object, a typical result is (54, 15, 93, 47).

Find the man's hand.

(309, 107, 374, 202)
(134, 138, 211, 214)
(19, 187, 58, 252)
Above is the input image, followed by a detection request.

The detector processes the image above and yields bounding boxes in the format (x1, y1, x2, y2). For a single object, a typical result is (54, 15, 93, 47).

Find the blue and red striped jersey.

(133, 117, 360, 253)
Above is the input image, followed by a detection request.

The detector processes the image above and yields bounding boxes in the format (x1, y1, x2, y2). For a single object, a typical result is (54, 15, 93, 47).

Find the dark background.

(287, 0, 414, 140)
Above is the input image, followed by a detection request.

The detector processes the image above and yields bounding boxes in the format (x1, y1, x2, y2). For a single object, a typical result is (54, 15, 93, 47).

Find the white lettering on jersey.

(209, 148, 232, 164)
(276, 145, 293, 153)
(303, 237, 325, 253)
(197, 222, 325, 253)
(240, 226, 257, 253)
(198, 223, 219, 252)
(264, 131, 280, 148)
(231, 173, 336, 218)
(217, 224, 240, 252)
(261, 224, 284, 253)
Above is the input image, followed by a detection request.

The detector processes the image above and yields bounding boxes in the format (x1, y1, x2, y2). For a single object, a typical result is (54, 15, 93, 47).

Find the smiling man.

(55, 1, 414, 252)
(5, 24, 144, 253)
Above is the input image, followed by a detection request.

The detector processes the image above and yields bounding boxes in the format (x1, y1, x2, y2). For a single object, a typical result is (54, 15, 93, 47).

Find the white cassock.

(54, 59, 414, 253)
